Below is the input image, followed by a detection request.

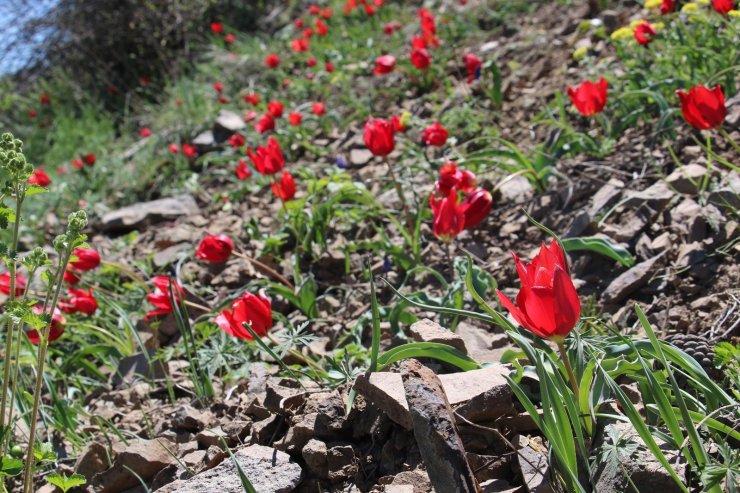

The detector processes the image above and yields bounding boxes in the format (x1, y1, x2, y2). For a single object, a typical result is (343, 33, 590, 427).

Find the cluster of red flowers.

(59, 248, 101, 316)
(344, 0, 384, 16)
(429, 163, 492, 241)
(210, 21, 236, 45)
(245, 137, 297, 201)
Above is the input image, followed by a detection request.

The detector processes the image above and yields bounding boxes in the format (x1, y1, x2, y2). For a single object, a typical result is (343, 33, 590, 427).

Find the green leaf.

(33, 442, 56, 463)
(24, 184, 48, 197)
(561, 236, 635, 267)
(376, 342, 480, 371)
(46, 472, 87, 493)
(0, 456, 23, 477)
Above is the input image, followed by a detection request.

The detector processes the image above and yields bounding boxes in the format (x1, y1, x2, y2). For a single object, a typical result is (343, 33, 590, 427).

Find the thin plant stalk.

(556, 339, 580, 401)
(719, 128, 740, 154)
(22, 249, 73, 493)
(384, 158, 414, 239)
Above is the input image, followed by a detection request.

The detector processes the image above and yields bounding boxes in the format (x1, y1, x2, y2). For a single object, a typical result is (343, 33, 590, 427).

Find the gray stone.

(601, 253, 664, 304)
(101, 195, 199, 234)
(93, 438, 177, 493)
(156, 445, 302, 493)
(623, 181, 674, 211)
(400, 360, 478, 493)
(192, 130, 215, 147)
(408, 318, 468, 353)
(349, 148, 374, 167)
(499, 175, 534, 203)
(302, 438, 328, 479)
(326, 444, 357, 481)
(74, 441, 110, 481)
(111, 350, 168, 387)
(214, 109, 246, 133)
(665, 164, 707, 195)
(588, 179, 624, 217)
(515, 435, 554, 493)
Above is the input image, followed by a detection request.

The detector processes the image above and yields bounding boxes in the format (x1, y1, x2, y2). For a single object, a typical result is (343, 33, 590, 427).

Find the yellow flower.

(611, 26, 635, 41)
(573, 46, 588, 61)
(682, 3, 699, 12)
(729, 9, 740, 17)
(645, 0, 662, 7)
(630, 19, 646, 27)
(400, 111, 411, 128)
(695, 0, 709, 5)
(652, 22, 665, 30)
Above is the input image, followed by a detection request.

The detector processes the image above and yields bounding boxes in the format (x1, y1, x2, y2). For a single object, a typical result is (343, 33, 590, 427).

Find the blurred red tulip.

(294, 18, 305, 29)
(289, 112, 303, 126)
(422, 122, 448, 146)
(633, 21, 656, 45)
(224, 33, 236, 44)
(712, 0, 735, 13)
(168, 143, 180, 154)
(40, 93, 51, 106)
(218, 95, 229, 104)
(236, 159, 251, 180)
(463, 52, 482, 83)
(213, 82, 224, 93)
(430, 189, 465, 241)
(461, 188, 492, 229)
(321, 7, 333, 18)
(27, 305, 65, 344)
(383, 21, 401, 35)
(70, 248, 100, 271)
(391, 114, 407, 133)
(28, 169, 51, 187)
(244, 110, 258, 122)
(303, 28, 314, 38)
(215, 291, 272, 339)
(244, 93, 260, 106)
(374, 55, 396, 75)
(325, 62, 335, 73)
(316, 19, 328, 36)
(272, 171, 296, 200)
(309, 4, 321, 15)
(265, 53, 280, 68)
(676, 85, 726, 130)
(63, 270, 80, 285)
(60, 287, 98, 315)
(661, 0, 675, 13)
(255, 113, 275, 133)
(364, 117, 395, 156)
(497, 241, 581, 341)
(196, 234, 234, 263)
(71, 158, 84, 169)
(313, 102, 326, 116)
(292, 38, 310, 52)
(0, 272, 26, 297)
(567, 77, 608, 116)
(145, 276, 184, 319)
(82, 153, 96, 166)
(410, 48, 431, 69)
(229, 133, 246, 148)
(182, 144, 197, 158)
(28, 109, 37, 119)
(139, 127, 152, 138)
(307, 57, 318, 67)
(108, 85, 119, 95)
(248, 137, 284, 175)
(211, 21, 223, 34)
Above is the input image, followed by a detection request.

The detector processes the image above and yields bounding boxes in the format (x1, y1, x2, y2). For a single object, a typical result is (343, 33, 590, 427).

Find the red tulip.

(309, 4, 320, 15)
(40, 93, 51, 106)
(364, 4, 376, 15)
(255, 113, 275, 133)
(373, 55, 396, 75)
(497, 241, 581, 341)
(265, 53, 280, 68)
(244, 110, 258, 122)
(229, 133, 246, 148)
(364, 117, 395, 156)
(661, 0, 675, 13)
(248, 137, 285, 175)
(236, 159, 251, 180)
(712, 0, 735, 13)
(567, 77, 608, 116)
(383, 21, 401, 35)
(412, 36, 427, 50)
(430, 189, 465, 241)
(107, 84, 119, 95)
(410, 48, 431, 69)
(267, 101, 284, 118)
(422, 122, 448, 146)
(272, 171, 296, 200)
(168, 143, 180, 154)
(325, 62, 335, 73)
(303, 28, 314, 38)
(419, 7, 436, 36)
(313, 102, 326, 116)
(321, 7, 333, 18)
(145, 276, 184, 319)
(391, 114, 407, 133)
(182, 144, 197, 158)
(289, 112, 303, 126)
(218, 95, 229, 104)
(215, 291, 272, 339)
(307, 57, 317, 67)
(676, 85, 726, 130)
(213, 82, 224, 93)
(63, 270, 80, 285)
(139, 127, 152, 138)
(292, 38, 310, 52)
(28, 169, 51, 187)
(463, 52, 482, 83)
(210, 21, 223, 34)
(70, 248, 100, 271)
(28, 109, 37, 119)
(436, 162, 476, 195)
(316, 19, 328, 36)
(461, 188, 492, 229)
(196, 234, 234, 263)
(82, 153, 96, 166)
(60, 287, 98, 315)
(27, 305, 65, 344)
(244, 93, 260, 106)
(139, 76, 150, 87)
(294, 18, 305, 29)
(633, 21, 656, 46)
(0, 272, 26, 297)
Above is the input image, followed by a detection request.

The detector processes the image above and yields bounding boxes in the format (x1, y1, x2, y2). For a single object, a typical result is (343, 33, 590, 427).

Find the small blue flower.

(335, 155, 348, 169)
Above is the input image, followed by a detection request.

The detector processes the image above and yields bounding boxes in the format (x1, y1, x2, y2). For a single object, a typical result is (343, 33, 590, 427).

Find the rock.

(111, 350, 168, 388)
(326, 444, 357, 481)
(601, 253, 664, 304)
(101, 195, 200, 234)
(675, 242, 709, 278)
(408, 318, 468, 353)
(480, 478, 521, 493)
(74, 441, 109, 480)
(456, 321, 511, 364)
(264, 379, 305, 414)
(153, 243, 191, 268)
(669, 199, 706, 242)
(499, 175, 534, 203)
(214, 109, 246, 134)
(515, 435, 554, 493)
(466, 452, 509, 482)
(93, 438, 177, 493)
(355, 364, 514, 429)
(192, 130, 216, 148)
(400, 360, 478, 493)
(182, 450, 207, 470)
(708, 172, 740, 213)
(380, 468, 433, 493)
(592, 422, 686, 493)
(302, 438, 329, 478)
(665, 164, 706, 195)
(349, 148, 374, 167)
(196, 427, 231, 448)
(587, 179, 624, 217)
(623, 181, 674, 211)
(155, 445, 302, 493)
(251, 414, 283, 444)
(172, 405, 210, 432)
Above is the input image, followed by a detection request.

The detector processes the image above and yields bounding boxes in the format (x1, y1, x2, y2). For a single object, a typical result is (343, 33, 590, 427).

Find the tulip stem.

(233, 251, 294, 290)
(557, 340, 580, 400)
(719, 128, 740, 155)
(447, 241, 455, 281)
(385, 159, 414, 241)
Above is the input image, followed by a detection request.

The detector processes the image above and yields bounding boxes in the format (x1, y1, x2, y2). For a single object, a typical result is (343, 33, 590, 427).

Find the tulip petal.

(551, 266, 581, 338)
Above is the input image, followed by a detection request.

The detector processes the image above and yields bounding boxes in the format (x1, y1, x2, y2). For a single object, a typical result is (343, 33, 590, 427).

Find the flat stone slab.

(100, 195, 199, 233)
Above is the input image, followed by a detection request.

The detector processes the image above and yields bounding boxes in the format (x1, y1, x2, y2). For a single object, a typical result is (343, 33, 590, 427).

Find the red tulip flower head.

(213, 82, 224, 93)
(391, 114, 408, 133)
(436, 162, 476, 195)
(410, 48, 431, 70)
(321, 7, 333, 18)
(676, 85, 726, 130)
(463, 52, 482, 82)
(145, 276, 184, 319)
(82, 153, 96, 166)
(168, 144, 179, 154)
(294, 18, 305, 29)
(63, 270, 80, 285)
(27, 305, 65, 344)
(430, 190, 465, 241)
(28, 169, 51, 187)
(28, 109, 37, 119)
(244, 93, 260, 106)
(182, 143, 197, 158)
(236, 159, 251, 180)
(497, 241, 581, 341)
(373, 55, 396, 75)
(255, 114, 275, 134)
(633, 22, 656, 46)
(40, 93, 51, 106)
(224, 33, 236, 44)
(712, 0, 735, 13)
(309, 4, 320, 15)
(215, 291, 273, 339)
(268, 101, 284, 118)
(289, 112, 303, 126)
(312, 102, 326, 116)
(292, 38, 310, 52)
(196, 234, 234, 263)
(325, 62, 335, 73)
(60, 287, 98, 315)
(364, 117, 395, 157)
(307, 57, 317, 67)
(265, 53, 280, 68)
(272, 171, 297, 201)
(567, 77, 608, 116)
(461, 189, 493, 229)
(229, 133, 246, 148)
(211, 21, 223, 34)
(0, 272, 26, 297)
(247, 137, 285, 175)
(660, 0, 675, 14)
(316, 19, 328, 36)
(422, 122, 449, 146)
(139, 127, 152, 138)
(70, 248, 100, 271)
